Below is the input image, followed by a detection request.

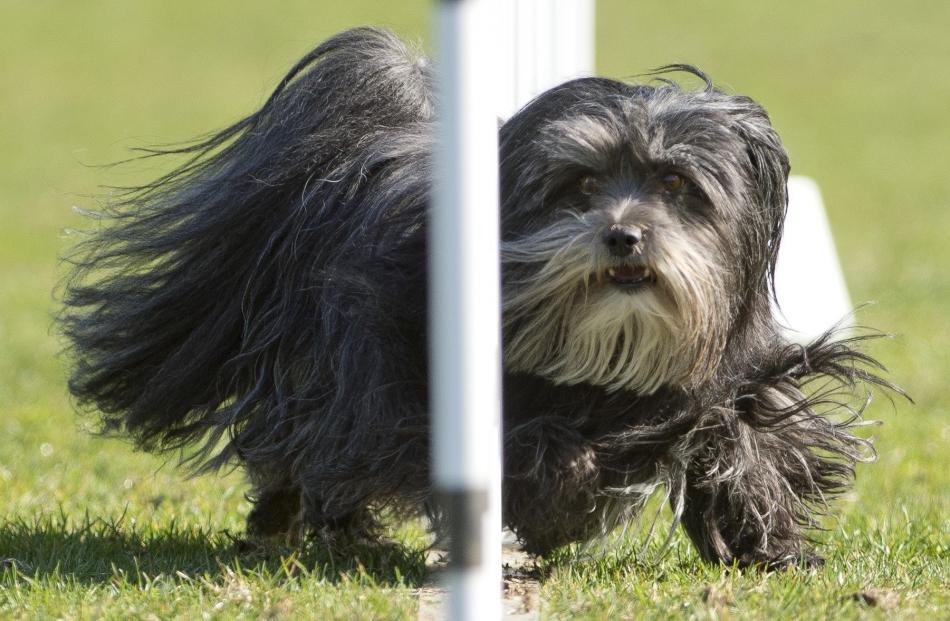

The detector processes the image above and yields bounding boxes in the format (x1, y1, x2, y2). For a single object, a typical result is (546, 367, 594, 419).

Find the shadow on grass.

(0, 513, 427, 588)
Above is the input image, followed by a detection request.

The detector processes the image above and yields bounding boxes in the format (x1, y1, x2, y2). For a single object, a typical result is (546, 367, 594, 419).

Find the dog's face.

(499, 73, 790, 394)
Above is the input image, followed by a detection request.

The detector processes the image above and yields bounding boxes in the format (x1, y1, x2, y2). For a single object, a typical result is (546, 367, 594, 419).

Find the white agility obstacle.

(774, 176, 854, 341)
(430, 0, 505, 619)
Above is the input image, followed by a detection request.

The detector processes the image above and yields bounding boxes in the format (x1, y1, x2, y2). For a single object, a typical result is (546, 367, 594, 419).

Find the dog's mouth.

(605, 264, 655, 291)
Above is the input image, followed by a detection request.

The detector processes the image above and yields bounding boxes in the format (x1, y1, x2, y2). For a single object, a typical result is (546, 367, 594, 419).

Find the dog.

(61, 27, 897, 568)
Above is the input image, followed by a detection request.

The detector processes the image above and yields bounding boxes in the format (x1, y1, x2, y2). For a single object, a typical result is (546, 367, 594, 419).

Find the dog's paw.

(767, 550, 825, 571)
(730, 549, 825, 571)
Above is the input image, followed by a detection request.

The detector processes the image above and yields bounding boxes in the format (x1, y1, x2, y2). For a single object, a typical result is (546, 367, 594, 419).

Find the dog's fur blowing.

(60, 28, 897, 567)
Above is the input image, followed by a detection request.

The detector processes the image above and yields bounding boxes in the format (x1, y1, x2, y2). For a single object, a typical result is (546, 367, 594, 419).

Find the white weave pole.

(431, 0, 503, 619)
(499, 0, 595, 119)
(429, 1, 594, 619)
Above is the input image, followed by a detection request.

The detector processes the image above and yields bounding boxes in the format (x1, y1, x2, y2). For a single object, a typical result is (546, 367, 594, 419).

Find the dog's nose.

(603, 225, 642, 257)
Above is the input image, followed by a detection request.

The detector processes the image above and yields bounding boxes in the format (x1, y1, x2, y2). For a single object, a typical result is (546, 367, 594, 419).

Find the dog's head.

(499, 68, 790, 394)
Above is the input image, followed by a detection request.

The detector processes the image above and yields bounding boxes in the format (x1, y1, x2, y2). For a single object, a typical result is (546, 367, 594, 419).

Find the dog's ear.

(722, 95, 791, 291)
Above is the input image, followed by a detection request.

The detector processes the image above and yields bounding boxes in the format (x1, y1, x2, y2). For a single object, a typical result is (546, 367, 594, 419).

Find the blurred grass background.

(0, 1, 947, 619)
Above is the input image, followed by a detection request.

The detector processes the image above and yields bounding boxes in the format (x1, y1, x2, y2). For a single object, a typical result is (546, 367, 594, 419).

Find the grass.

(1, 1, 947, 618)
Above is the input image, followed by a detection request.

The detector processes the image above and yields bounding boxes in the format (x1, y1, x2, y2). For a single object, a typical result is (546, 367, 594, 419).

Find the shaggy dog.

(61, 27, 896, 567)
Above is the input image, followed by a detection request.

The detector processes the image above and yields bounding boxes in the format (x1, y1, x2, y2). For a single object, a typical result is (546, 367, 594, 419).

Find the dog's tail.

(59, 28, 433, 467)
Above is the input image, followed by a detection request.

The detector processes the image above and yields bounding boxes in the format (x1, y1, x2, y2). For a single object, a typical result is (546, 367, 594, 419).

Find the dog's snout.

(603, 225, 642, 257)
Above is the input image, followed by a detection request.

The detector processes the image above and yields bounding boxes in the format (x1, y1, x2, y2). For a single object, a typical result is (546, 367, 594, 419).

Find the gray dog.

(61, 28, 897, 568)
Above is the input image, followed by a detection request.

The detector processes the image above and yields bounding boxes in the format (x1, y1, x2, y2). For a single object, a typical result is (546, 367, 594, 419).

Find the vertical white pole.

(431, 0, 503, 619)
(499, 0, 596, 119)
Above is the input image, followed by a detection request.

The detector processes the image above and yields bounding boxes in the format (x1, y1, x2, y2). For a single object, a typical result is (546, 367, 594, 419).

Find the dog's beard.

(503, 213, 729, 394)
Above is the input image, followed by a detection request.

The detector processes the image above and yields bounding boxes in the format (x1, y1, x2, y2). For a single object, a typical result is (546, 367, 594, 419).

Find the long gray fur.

(60, 28, 901, 567)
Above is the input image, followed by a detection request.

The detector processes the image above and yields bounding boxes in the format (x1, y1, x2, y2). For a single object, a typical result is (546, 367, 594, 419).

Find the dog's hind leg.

(294, 488, 384, 546)
(245, 473, 380, 544)
(246, 483, 304, 543)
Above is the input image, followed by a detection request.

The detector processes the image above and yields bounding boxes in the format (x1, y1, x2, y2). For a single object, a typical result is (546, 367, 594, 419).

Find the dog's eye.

(578, 175, 602, 195)
(661, 173, 685, 192)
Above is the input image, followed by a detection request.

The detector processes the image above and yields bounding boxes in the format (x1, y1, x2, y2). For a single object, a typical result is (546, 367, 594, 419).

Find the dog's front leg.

(674, 406, 859, 569)
(503, 416, 604, 555)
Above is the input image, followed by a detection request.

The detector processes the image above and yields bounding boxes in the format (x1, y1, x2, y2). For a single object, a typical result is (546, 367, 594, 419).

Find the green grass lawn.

(1, 1, 947, 619)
